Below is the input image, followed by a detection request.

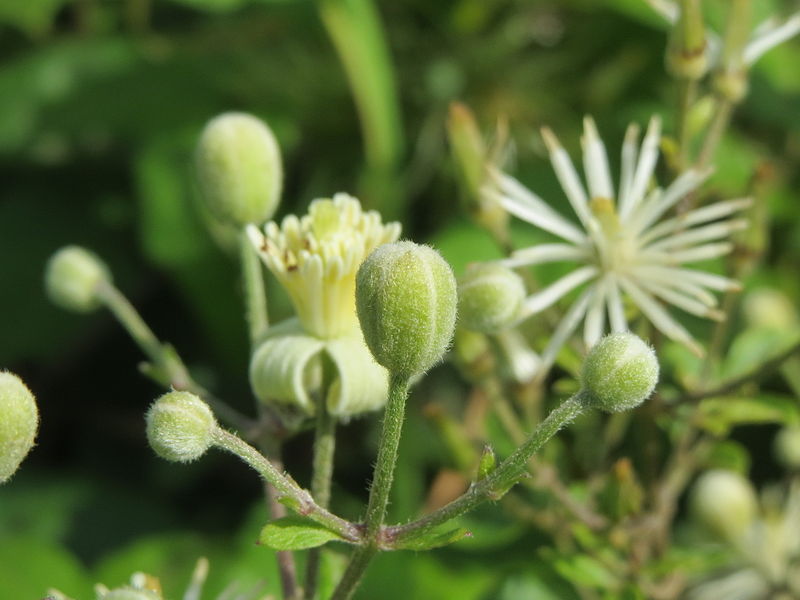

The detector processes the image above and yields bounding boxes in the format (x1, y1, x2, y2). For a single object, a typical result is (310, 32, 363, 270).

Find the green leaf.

(697, 394, 800, 436)
(548, 553, 617, 589)
(392, 526, 472, 551)
(258, 516, 346, 550)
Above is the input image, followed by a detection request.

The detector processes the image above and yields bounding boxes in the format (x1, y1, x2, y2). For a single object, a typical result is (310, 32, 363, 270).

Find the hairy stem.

(241, 230, 269, 348)
(212, 429, 360, 543)
(330, 374, 411, 599)
(96, 281, 254, 431)
(304, 370, 338, 599)
(388, 392, 587, 544)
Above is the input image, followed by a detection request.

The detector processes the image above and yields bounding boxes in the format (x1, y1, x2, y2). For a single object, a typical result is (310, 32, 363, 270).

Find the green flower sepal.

(249, 318, 389, 420)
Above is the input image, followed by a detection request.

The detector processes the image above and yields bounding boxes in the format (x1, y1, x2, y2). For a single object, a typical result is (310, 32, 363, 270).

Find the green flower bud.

(691, 469, 758, 542)
(146, 391, 216, 463)
(458, 263, 525, 333)
(0, 372, 39, 483)
(774, 426, 800, 470)
(356, 241, 457, 377)
(581, 333, 659, 413)
(45, 246, 111, 313)
(195, 112, 283, 226)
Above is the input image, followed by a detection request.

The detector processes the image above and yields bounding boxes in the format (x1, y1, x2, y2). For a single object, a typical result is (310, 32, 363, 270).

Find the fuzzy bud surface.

(581, 333, 658, 413)
(356, 241, 457, 377)
(146, 391, 216, 463)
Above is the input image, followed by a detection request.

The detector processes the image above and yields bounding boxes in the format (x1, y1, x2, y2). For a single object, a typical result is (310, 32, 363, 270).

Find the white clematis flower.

(247, 193, 401, 418)
(485, 116, 750, 375)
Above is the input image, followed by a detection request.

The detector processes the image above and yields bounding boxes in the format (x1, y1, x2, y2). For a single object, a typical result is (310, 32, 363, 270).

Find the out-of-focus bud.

(356, 241, 457, 377)
(458, 263, 525, 334)
(743, 288, 797, 331)
(774, 427, 800, 470)
(195, 112, 283, 226)
(581, 333, 659, 413)
(691, 469, 758, 542)
(666, 0, 709, 80)
(45, 246, 111, 313)
(146, 391, 217, 463)
(447, 102, 510, 240)
(0, 372, 39, 483)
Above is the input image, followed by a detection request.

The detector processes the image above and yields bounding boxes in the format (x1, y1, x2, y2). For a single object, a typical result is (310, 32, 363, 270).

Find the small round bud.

(0, 373, 39, 483)
(774, 426, 800, 470)
(581, 333, 659, 413)
(145, 391, 216, 463)
(356, 241, 457, 377)
(195, 112, 283, 226)
(691, 470, 758, 542)
(45, 246, 111, 313)
(458, 263, 525, 333)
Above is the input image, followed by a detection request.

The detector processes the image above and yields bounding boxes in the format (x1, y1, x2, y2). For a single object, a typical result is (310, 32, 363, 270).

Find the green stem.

(697, 98, 733, 169)
(387, 392, 587, 544)
(241, 231, 269, 348)
(260, 440, 301, 600)
(677, 78, 697, 168)
(95, 281, 254, 432)
(330, 374, 410, 600)
(364, 374, 411, 538)
(304, 370, 338, 599)
(212, 429, 360, 543)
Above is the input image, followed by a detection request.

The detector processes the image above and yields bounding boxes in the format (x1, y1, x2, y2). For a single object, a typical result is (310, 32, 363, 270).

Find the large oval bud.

(581, 333, 659, 413)
(0, 372, 39, 483)
(146, 391, 216, 463)
(356, 241, 457, 377)
(195, 112, 283, 226)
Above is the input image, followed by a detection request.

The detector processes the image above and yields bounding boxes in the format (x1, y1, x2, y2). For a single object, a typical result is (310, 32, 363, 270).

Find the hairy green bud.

(195, 112, 283, 226)
(45, 246, 111, 313)
(146, 391, 216, 463)
(356, 241, 457, 377)
(691, 469, 757, 542)
(774, 426, 800, 470)
(581, 333, 658, 413)
(458, 263, 525, 334)
(0, 372, 39, 483)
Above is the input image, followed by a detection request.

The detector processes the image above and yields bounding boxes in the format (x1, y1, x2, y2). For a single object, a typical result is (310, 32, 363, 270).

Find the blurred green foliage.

(2, 0, 800, 598)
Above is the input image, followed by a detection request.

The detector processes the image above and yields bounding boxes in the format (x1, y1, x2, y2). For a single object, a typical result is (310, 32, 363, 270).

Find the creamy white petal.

(637, 278, 725, 321)
(638, 265, 740, 293)
(641, 242, 733, 264)
(618, 123, 640, 214)
(639, 197, 752, 245)
(488, 171, 587, 244)
(536, 286, 594, 378)
(581, 116, 614, 200)
(643, 219, 748, 251)
(630, 265, 719, 306)
(628, 168, 713, 231)
(620, 116, 661, 219)
(606, 275, 627, 333)
(499, 243, 588, 268)
(744, 13, 800, 66)
(619, 276, 704, 356)
(541, 127, 594, 228)
(520, 266, 597, 317)
(583, 277, 607, 348)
